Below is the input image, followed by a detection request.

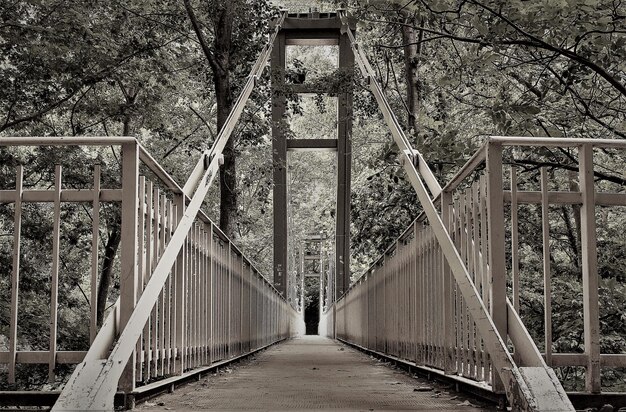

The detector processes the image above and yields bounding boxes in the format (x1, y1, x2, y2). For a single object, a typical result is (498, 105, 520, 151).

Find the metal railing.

(327, 9, 576, 409)
(322, 137, 626, 406)
(0, 137, 303, 407)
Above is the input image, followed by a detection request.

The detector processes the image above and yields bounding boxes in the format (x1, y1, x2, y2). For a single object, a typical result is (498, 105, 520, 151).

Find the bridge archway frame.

(271, 11, 356, 299)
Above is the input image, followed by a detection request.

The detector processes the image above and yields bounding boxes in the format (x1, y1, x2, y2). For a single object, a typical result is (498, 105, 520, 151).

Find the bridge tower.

(271, 10, 355, 299)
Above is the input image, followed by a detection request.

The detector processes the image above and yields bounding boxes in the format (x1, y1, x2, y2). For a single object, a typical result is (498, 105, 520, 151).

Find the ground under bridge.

(1, 9, 625, 411)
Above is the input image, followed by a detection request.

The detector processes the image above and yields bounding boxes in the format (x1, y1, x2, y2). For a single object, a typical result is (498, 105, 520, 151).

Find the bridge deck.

(138, 336, 493, 411)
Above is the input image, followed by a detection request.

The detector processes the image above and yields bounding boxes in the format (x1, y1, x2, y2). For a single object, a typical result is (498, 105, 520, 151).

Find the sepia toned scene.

(0, 0, 625, 410)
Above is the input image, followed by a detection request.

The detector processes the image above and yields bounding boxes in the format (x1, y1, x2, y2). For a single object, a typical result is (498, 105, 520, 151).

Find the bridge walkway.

(137, 336, 494, 411)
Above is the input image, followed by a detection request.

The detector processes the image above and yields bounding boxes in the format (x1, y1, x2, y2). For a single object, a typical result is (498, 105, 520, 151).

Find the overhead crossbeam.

(286, 139, 338, 152)
(51, 11, 287, 412)
(337, 9, 573, 412)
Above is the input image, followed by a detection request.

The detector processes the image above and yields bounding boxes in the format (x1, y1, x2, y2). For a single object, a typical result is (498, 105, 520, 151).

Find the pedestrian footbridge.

(1, 9, 625, 412)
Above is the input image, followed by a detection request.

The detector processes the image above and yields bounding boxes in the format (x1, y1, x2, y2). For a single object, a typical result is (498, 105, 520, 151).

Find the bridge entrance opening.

(304, 277, 320, 335)
(296, 233, 331, 335)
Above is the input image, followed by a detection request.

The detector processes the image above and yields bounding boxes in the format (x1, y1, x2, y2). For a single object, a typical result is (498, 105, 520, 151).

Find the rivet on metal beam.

(207, 153, 225, 168)
(401, 149, 418, 167)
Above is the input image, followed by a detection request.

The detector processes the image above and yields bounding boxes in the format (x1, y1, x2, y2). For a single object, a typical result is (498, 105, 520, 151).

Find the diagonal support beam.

(338, 9, 573, 411)
(51, 11, 287, 412)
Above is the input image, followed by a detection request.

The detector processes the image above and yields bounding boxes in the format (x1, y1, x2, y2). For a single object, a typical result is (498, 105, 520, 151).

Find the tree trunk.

(400, 12, 423, 146)
(183, 0, 238, 239)
(214, 5, 237, 239)
(96, 102, 132, 326)
(568, 169, 582, 267)
(97, 222, 121, 326)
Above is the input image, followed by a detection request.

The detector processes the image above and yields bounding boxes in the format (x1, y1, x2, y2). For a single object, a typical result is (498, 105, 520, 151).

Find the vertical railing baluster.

(227, 243, 232, 357)
(419, 222, 426, 365)
(479, 175, 491, 383)
(410, 224, 416, 364)
(202, 226, 208, 365)
(485, 141, 506, 393)
(49, 165, 62, 382)
(191, 224, 197, 367)
(441, 191, 455, 374)
(8, 166, 23, 384)
(510, 166, 520, 313)
(471, 183, 480, 380)
(209, 225, 214, 364)
(240, 256, 244, 355)
(220, 241, 225, 360)
(143, 181, 153, 380)
(454, 195, 462, 375)
(459, 193, 468, 377)
(541, 167, 552, 366)
(136, 176, 145, 382)
(151, 187, 160, 378)
(165, 199, 173, 374)
(90, 165, 101, 345)
(579, 143, 601, 393)
(158, 194, 166, 376)
(193, 224, 198, 366)
(173, 193, 185, 376)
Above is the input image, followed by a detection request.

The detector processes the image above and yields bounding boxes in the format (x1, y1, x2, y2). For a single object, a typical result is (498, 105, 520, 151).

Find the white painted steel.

(50, 12, 303, 411)
(334, 11, 575, 410)
(52, 144, 302, 409)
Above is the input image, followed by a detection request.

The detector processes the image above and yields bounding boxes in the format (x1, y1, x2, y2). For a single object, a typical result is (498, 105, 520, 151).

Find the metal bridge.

(1, 10, 625, 411)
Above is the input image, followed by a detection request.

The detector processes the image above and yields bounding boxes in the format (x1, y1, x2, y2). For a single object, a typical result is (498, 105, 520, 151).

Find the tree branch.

(513, 158, 626, 185)
(182, 0, 220, 73)
(469, 0, 626, 98)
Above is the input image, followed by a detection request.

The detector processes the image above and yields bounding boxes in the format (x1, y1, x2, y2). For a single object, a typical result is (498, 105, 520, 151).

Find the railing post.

(579, 144, 601, 393)
(485, 141, 506, 393)
(441, 190, 455, 374)
(173, 193, 186, 375)
(48, 165, 62, 382)
(119, 142, 139, 393)
(8, 166, 23, 384)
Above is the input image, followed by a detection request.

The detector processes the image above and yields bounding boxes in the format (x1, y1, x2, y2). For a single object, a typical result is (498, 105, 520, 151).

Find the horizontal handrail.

(490, 136, 626, 148)
(0, 136, 136, 145)
(341, 136, 626, 301)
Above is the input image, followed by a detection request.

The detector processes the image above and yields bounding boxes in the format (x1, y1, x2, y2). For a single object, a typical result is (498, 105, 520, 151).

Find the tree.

(360, 0, 626, 139)
(182, 0, 277, 238)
